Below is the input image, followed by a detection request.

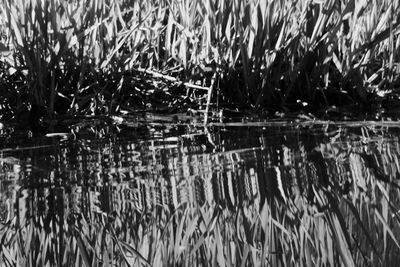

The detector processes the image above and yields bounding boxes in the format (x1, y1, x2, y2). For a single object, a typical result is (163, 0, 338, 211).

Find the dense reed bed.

(1, 0, 400, 121)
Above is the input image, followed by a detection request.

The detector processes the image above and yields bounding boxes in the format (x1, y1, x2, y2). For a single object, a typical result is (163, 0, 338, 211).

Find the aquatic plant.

(0, 0, 400, 120)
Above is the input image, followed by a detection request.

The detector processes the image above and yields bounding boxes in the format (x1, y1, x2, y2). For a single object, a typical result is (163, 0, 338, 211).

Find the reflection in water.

(1, 123, 400, 266)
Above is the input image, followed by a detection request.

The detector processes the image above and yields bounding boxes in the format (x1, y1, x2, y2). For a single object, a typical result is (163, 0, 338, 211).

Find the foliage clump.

(1, 0, 400, 122)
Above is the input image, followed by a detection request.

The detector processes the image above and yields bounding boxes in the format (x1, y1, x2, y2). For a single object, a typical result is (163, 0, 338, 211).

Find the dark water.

(1, 119, 400, 266)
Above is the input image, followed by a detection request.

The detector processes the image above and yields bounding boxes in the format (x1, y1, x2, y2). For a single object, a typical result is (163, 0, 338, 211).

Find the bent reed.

(0, 0, 400, 121)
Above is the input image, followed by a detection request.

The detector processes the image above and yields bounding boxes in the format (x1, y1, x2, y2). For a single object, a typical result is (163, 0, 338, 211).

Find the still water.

(1, 119, 400, 266)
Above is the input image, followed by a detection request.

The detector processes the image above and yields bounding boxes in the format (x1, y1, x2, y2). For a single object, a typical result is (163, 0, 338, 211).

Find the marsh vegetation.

(0, 0, 400, 122)
(1, 1, 400, 266)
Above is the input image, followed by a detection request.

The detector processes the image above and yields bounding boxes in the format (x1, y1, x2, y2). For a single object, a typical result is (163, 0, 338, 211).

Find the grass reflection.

(0, 124, 400, 266)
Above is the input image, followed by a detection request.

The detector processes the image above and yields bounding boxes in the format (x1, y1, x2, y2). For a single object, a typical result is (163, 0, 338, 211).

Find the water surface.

(1, 119, 400, 266)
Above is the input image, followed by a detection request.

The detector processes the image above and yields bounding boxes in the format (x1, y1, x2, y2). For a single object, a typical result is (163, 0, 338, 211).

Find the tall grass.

(1, 0, 400, 119)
